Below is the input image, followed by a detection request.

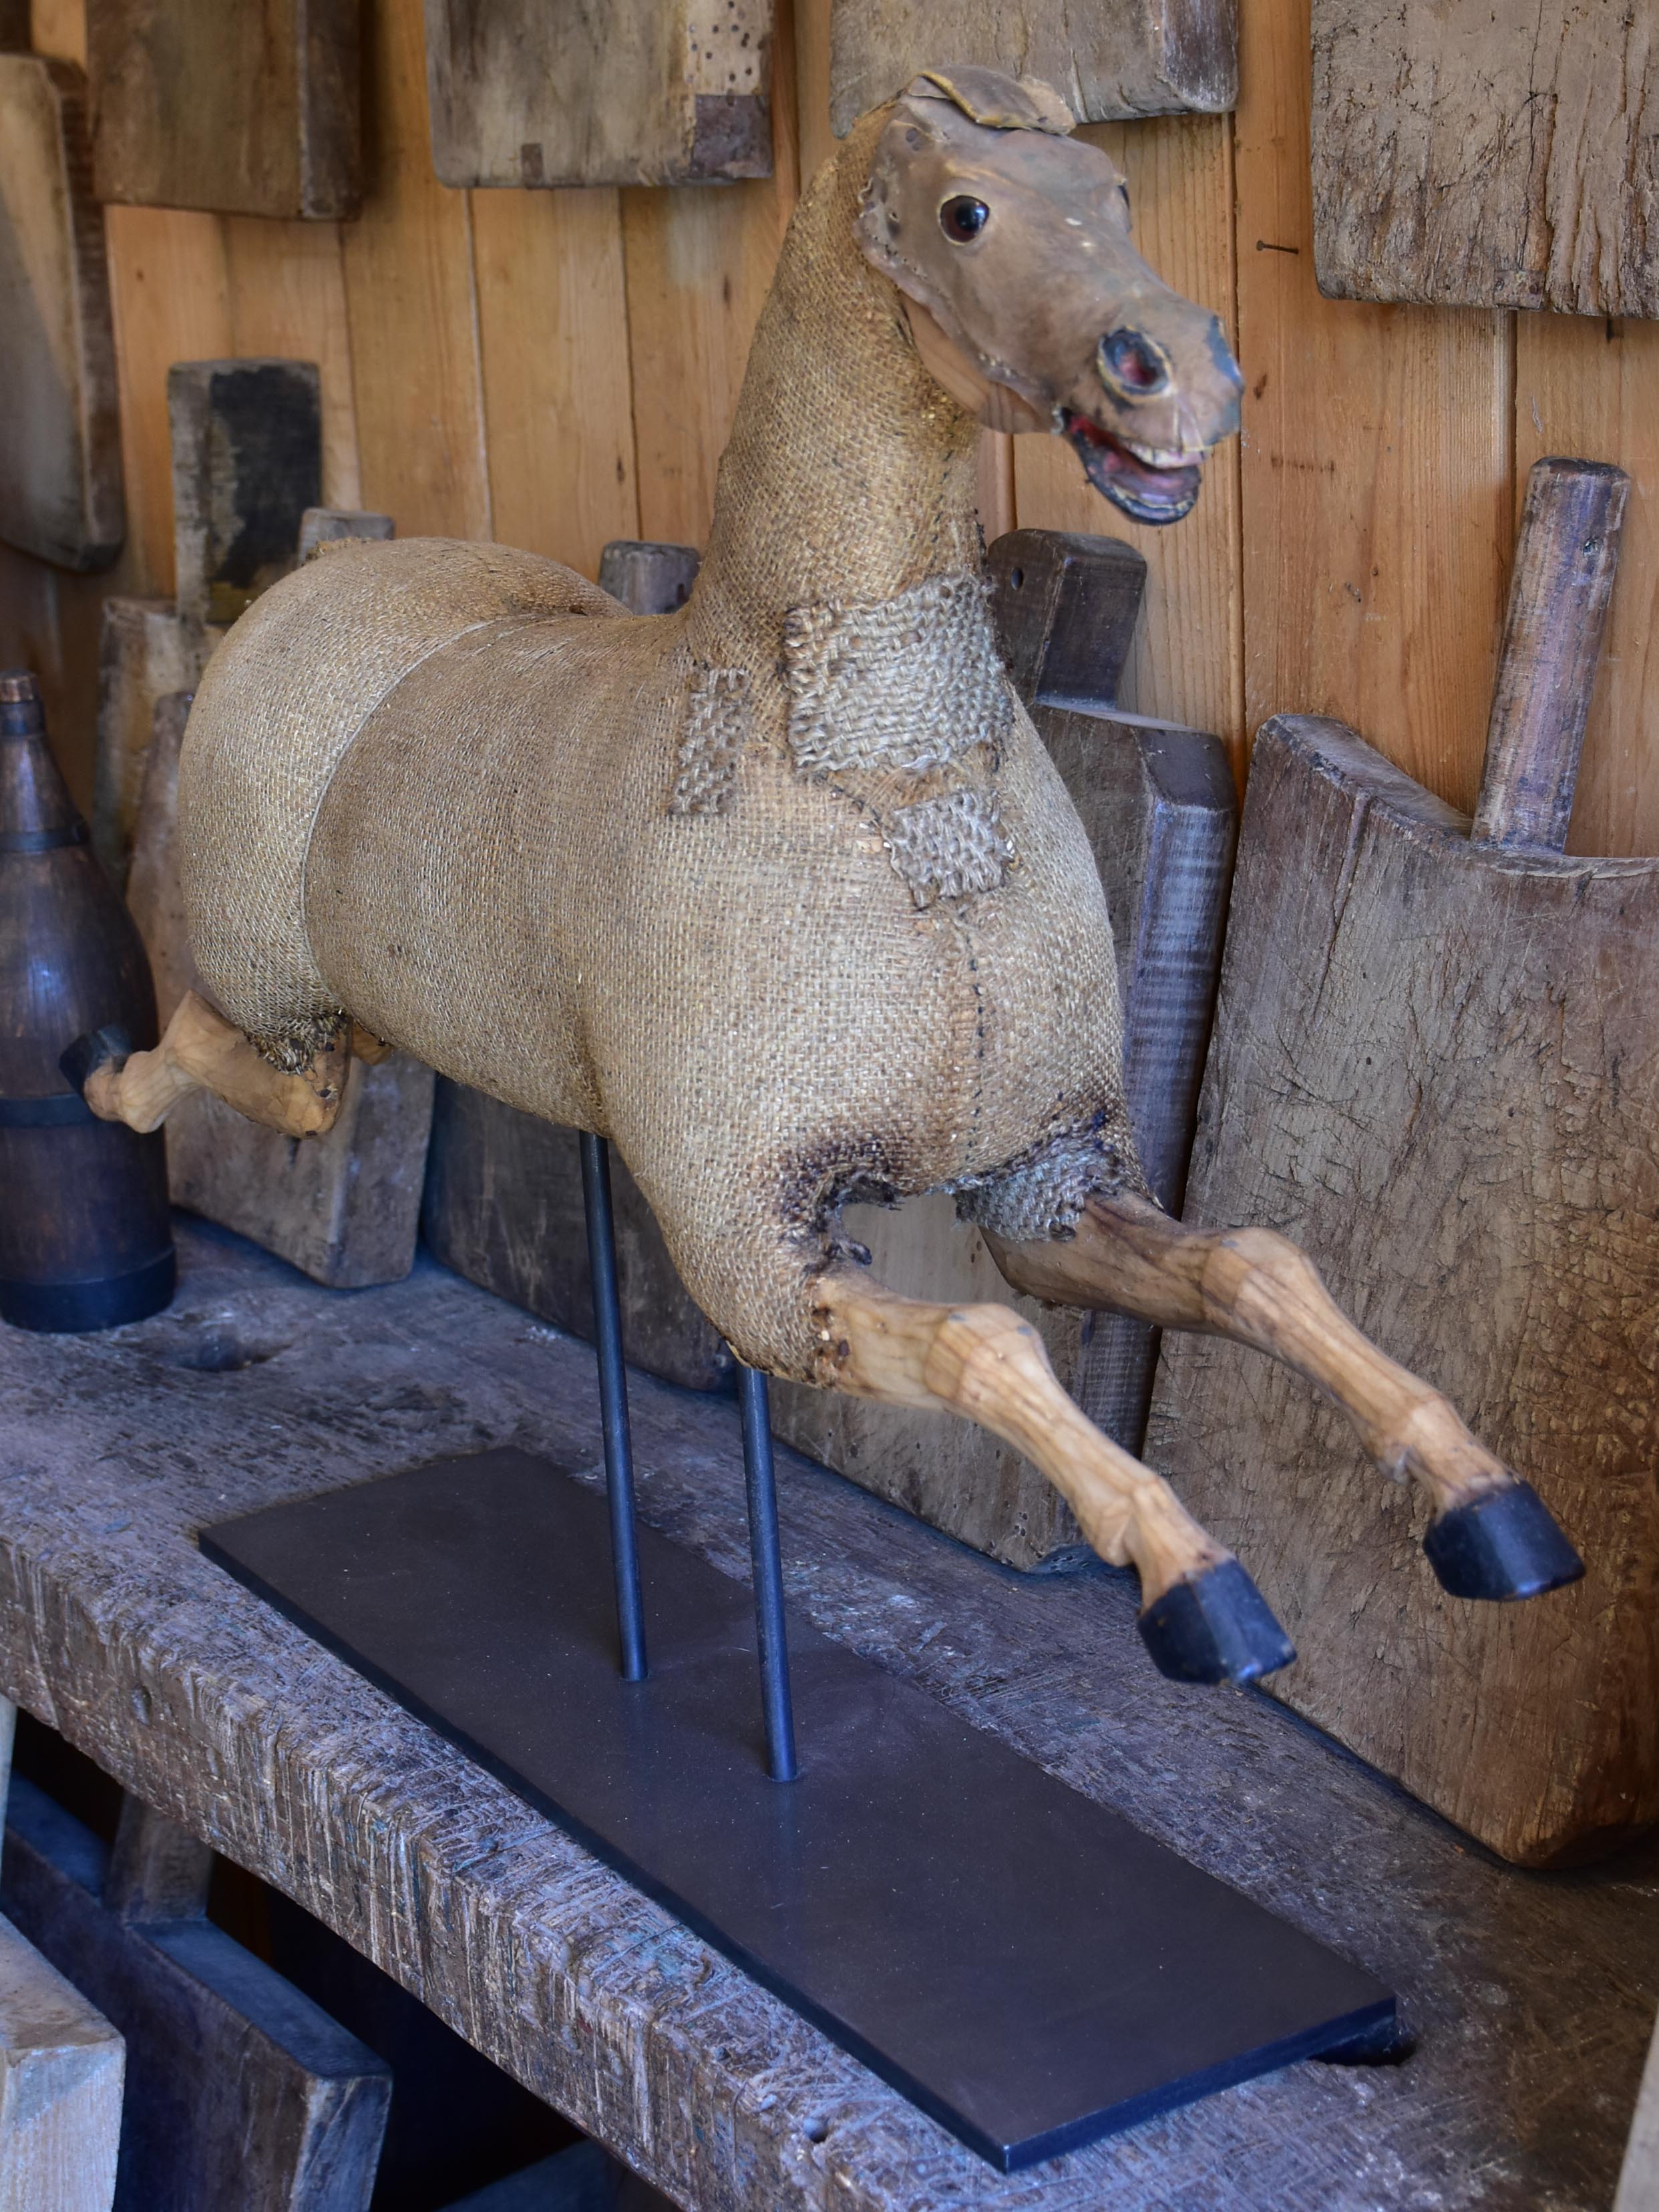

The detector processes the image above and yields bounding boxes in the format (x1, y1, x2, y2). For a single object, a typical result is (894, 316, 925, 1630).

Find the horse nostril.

(1097, 327, 1173, 400)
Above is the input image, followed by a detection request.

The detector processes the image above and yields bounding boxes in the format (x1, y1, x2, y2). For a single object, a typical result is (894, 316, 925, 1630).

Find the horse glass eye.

(940, 196, 990, 243)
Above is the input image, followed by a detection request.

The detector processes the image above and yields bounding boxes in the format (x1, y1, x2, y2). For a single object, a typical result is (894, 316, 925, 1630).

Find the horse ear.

(902, 66, 1074, 136)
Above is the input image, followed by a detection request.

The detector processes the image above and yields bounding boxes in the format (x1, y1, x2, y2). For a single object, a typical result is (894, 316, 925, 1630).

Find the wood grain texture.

(0, 55, 124, 571)
(221, 220, 364, 514)
(89, 600, 214, 884)
(827, 0, 1237, 133)
(87, 0, 361, 220)
(4, 1779, 390, 2211)
(1311, 0, 1659, 318)
(1235, 0, 1513, 813)
(1517, 314, 1659, 859)
(473, 187, 640, 578)
(1147, 715, 1659, 1865)
(622, 1, 799, 546)
(0, 1909, 122, 2212)
(100, 205, 231, 596)
(342, 0, 490, 542)
(0, 1216, 1656, 2209)
(167, 359, 321, 625)
(1012, 115, 1242, 752)
(425, 0, 773, 188)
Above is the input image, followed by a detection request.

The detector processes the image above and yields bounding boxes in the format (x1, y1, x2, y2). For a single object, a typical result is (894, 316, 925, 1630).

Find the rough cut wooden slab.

(87, 0, 361, 220)
(0, 1218, 1651, 2211)
(0, 55, 124, 572)
(91, 600, 216, 887)
(170, 361, 323, 626)
(3, 1780, 389, 2209)
(1146, 714, 1659, 1866)
(1311, 0, 1659, 317)
(423, 0, 773, 188)
(0, 1910, 123, 2212)
(129, 689, 435, 1291)
(829, 0, 1237, 135)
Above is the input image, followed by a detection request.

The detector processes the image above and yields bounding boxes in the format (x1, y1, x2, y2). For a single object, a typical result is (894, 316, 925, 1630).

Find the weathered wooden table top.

(0, 1218, 1650, 2211)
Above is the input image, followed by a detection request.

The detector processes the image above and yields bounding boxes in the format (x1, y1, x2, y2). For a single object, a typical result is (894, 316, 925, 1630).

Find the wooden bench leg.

(986, 1191, 1585, 1602)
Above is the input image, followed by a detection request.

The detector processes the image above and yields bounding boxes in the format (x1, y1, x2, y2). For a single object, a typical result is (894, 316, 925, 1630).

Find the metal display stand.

(201, 1137, 1396, 2172)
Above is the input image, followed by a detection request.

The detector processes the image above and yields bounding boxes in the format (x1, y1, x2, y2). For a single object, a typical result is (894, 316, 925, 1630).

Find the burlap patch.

(885, 785, 1013, 906)
(783, 570, 1012, 777)
(956, 1123, 1139, 1242)
(671, 665, 749, 815)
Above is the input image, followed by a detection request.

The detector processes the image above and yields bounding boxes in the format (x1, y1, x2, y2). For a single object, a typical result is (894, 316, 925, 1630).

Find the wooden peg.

(104, 1796, 213, 1925)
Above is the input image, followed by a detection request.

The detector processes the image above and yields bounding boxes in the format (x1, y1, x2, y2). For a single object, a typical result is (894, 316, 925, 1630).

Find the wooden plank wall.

(3, 0, 1654, 858)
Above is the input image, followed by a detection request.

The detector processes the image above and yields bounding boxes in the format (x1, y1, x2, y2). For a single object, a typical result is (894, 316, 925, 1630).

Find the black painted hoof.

(59, 1025, 133, 1097)
(1423, 1481, 1584, 1601)
(1138, 1559, 1296, 1686)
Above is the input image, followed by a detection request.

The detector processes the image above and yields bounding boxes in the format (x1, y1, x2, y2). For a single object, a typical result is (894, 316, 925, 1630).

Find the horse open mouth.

(1063, 410, 1203, 526)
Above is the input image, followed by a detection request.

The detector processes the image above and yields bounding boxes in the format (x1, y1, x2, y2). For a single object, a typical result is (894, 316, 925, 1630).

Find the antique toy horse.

(78, 67, 1582, 1684)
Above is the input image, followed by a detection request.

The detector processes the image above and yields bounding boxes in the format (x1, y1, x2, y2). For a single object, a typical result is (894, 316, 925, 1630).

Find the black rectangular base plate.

(201, 1451, 1393, 2171)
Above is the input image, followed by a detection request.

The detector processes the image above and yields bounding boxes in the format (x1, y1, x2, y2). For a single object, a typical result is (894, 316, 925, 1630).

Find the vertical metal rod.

(737, 1363, 797, 1781)
(580, 1133, 647, 1682)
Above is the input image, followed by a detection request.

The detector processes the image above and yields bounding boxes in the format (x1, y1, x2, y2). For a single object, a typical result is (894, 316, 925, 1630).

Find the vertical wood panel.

(1234, 0, 1513, 811)
(1012, 116, 1244, 749)
(472, 188, 640, 576)
(222, 220, 363, 512)
(1515, 316, 1659, 858)
(341, 0, 489, 540)
(621, 0, 801, 547)
(102, 206, 231, 596)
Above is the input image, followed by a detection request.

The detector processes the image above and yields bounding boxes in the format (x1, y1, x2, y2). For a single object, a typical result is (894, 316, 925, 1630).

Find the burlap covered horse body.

(86, 67, 1582, 1686)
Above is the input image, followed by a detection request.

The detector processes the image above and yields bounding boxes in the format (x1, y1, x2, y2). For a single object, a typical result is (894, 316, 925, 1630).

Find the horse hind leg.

(62, 989, 355, 1138)
(809, 1261, 1296, 1687)
(983, 1191, 1584, 1602)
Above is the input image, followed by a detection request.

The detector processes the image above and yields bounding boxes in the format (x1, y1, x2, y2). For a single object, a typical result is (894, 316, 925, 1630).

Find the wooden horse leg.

(811, 1262, 1296, 1685)
(984, 1192, 1584, 1602)
(63, 988, 348, 1139)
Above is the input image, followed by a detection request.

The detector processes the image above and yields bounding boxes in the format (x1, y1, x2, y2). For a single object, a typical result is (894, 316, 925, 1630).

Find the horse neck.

(686, 116, 985, 668)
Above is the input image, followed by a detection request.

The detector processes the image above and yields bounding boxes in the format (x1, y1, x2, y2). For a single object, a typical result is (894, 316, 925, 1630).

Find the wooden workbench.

(0, 1218, 1649, 2209)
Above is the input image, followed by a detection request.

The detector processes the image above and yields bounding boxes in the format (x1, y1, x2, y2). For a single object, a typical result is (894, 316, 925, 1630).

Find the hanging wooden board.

(828, 0, 1237, 137)
(1311, 0, 1659, 317)
(86, 0, 361, 220)
(423, 0, 773, 188)
(0, 55, 124, 572)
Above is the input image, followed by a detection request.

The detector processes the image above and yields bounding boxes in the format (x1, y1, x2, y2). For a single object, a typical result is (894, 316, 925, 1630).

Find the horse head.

(857, 65, 1242, 525)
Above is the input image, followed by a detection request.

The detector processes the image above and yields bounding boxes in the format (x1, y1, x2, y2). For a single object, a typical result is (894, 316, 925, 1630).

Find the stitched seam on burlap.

(290, 614, 508, 1023)
(783, 570, 1012, 777)
(671, 665, 750, 815)
(885, 786, 1013, 908)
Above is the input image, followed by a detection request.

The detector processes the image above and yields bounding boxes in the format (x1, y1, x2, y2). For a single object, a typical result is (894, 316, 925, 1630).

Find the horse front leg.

(810, 1262, 1296, 1686)
(63, 989, 351, 1138)
(984, 1192, 1584, 1602)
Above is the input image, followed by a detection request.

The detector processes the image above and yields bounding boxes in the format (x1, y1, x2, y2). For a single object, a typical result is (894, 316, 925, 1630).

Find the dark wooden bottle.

(0, 670, 174, 1330)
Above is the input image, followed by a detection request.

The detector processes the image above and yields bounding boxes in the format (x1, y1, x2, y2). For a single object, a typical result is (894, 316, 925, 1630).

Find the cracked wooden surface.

(0, 1216, 1651, 2207)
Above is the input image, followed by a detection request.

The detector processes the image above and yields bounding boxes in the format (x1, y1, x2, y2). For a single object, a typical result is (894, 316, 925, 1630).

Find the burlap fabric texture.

(180, 97, 1144, 1382)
